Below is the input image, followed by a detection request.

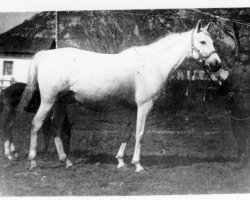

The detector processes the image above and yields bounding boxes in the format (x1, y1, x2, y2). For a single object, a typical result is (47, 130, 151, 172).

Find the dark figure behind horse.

(0, 82, 73, 160)
(218, 65, 250, 169)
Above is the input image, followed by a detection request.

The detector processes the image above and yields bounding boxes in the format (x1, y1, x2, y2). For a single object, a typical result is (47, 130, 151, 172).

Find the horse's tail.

(13, 52, 44, 122)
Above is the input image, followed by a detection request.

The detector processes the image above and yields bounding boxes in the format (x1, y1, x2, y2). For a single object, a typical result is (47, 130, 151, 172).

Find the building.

(170, 69, 218, 81)
(0, 35, 55, 90)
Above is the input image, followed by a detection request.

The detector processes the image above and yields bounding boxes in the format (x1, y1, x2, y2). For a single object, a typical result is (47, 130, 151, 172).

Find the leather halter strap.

(191, 29, 217, 64)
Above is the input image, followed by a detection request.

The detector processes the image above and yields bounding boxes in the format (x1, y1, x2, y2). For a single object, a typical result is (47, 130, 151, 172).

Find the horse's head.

(191, 20, 221, 72)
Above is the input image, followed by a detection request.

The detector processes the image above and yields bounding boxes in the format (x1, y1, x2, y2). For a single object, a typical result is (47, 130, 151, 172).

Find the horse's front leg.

(51, 102, 73, 168)
(116, 113, 135, 169)
(131, 100, 153, 172)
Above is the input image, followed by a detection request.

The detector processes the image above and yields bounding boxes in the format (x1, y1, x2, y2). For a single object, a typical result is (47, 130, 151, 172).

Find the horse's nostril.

(215, 60, 218, 66)
(217, 61, 221, 68)
(213, 61, 221, 72)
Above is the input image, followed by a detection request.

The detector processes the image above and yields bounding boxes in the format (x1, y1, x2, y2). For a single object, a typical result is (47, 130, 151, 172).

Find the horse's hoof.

(136, 168, 148, 174)
(9, 152, 20, 161)
(13, 152, 19, 158)
(133, 162, 144, 173)
(27, 160, 38, 171)
(5, 154, 14, 161)
(65, 159, 73, 169)
(31, 167, 42, 175)
(118, 165, 129, 171)
(135, 167, 145, 173)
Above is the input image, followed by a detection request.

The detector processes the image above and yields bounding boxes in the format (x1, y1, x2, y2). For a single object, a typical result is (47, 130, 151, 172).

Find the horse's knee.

(31, 118, 42, 132)
(136, 133, 144, 144)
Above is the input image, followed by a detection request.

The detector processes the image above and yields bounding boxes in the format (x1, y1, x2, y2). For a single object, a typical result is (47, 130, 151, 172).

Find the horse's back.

(36, 48, 137, 102)
(40, 47, 135, 72)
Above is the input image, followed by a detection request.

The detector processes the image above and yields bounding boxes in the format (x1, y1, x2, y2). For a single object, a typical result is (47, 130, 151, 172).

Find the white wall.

(0, 55, 32, 88)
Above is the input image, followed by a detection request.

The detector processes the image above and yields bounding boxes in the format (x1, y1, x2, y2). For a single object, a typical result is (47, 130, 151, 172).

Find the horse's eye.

(200, 41, 206, 45)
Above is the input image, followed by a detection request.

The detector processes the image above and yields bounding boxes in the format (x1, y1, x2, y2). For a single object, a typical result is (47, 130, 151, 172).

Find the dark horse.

(218, 65, 250, 169)
(0, 82, 73, 160)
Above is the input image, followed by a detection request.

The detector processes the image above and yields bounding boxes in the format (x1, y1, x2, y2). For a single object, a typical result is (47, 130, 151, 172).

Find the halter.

(191, 29, 218, 65)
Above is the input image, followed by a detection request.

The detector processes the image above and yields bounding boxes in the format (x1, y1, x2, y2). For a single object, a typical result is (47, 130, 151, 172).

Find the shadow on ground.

(69, 150, 237, 169)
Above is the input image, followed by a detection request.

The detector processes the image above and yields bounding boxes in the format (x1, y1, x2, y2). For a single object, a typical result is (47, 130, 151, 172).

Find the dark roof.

(0, 35, 55, 55)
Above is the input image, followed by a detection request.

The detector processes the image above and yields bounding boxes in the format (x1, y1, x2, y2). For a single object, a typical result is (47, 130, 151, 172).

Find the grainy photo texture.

(0, 8, 250, 195)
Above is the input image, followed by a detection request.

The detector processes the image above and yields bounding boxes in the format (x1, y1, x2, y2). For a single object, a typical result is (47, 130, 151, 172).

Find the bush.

(154, 80, 221, 113)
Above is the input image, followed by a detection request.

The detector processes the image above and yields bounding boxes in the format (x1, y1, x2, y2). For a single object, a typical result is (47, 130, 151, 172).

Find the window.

(3, 61, 13, 75)
(195, 71, 200, 79)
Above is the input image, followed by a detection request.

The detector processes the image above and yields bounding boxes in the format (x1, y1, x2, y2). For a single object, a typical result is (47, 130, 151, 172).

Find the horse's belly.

(73, 87, 136, 111)
(76, 98, 136, 112)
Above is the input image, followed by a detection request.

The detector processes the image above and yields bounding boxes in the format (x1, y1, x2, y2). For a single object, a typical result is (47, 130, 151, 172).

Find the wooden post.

(55, 11, 58, 49)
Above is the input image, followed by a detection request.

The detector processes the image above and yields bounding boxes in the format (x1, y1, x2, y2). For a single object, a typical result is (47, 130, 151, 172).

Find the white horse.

(17, 20, 221, 172)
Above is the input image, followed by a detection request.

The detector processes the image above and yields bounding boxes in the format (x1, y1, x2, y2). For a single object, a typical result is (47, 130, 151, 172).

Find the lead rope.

(229, 113, 250, 121)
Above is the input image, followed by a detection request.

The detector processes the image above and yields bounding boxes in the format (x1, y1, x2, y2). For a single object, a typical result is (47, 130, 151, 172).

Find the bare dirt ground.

(1, 103, 250, 196)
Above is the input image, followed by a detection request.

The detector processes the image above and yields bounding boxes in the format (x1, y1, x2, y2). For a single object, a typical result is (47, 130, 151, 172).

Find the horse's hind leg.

(41, 117, 52, 155)
(42, 112, 72, 156)
(61, 113, 72, 155)
(51, 102, 72, 168)
(116, 110, 136, 168)
(9, 129, 19, 158)
(2, 107, 15, 160)
(28, 100, 54, 170)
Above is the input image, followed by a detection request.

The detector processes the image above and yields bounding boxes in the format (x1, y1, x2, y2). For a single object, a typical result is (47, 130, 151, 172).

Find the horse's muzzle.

(210, 60, 221, 72)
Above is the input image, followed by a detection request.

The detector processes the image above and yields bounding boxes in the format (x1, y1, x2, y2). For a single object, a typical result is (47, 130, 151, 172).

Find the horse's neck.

(146, 30, 193, 80)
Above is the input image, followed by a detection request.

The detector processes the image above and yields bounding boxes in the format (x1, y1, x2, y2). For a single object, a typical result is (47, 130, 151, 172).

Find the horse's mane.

(121, 30, 192, 54)
(151, 28, 212, 47)
(144, 30, 194, 53)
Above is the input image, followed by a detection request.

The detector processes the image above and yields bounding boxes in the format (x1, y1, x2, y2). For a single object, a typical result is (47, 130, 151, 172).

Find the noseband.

(191, 29, 217, 65)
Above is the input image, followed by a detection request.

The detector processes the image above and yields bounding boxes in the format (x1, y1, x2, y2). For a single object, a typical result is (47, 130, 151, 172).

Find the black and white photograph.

(0, 0, 250, 197)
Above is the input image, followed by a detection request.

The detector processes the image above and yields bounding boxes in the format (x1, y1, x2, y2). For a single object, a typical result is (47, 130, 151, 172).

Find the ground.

(1, 103, 250, 196)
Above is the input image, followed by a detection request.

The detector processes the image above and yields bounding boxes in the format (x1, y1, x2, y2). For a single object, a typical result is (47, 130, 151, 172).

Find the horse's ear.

(195, 19, 202, 33)
(204, 22, 213, 31)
